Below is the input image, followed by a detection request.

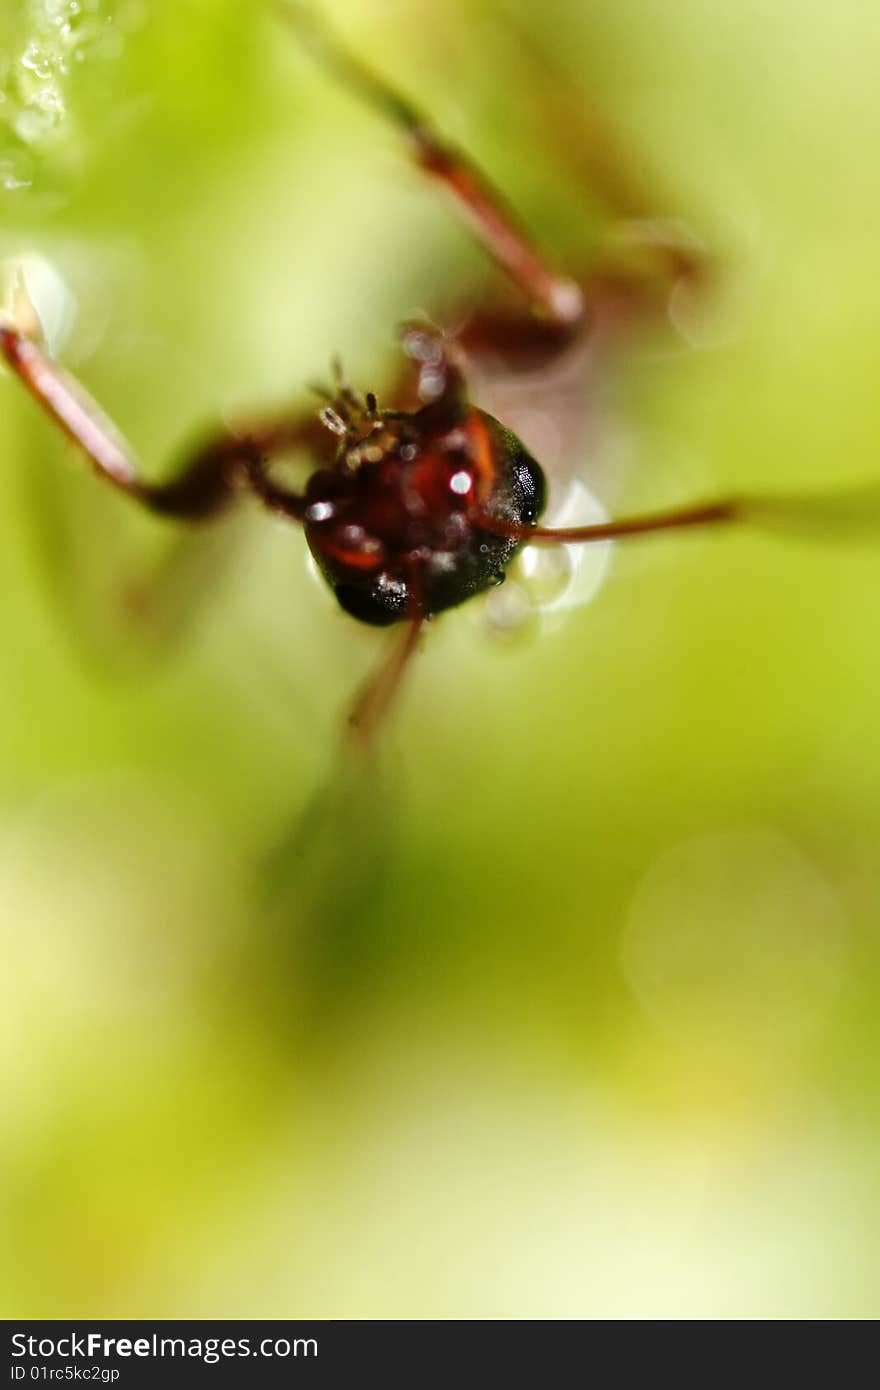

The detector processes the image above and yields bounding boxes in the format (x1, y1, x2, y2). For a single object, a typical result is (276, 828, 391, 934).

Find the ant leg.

(280, 4, 707, 408)
(279, 3, 583, 329)
(282, 7, 709, 334)
(346, 615, 425, 752)
(483, 482, 880, 548)
(502, 16, 709, 291)
(345, 557, 427, 750)
(525, 498, 742, 544)
(0, 321, 325, 521)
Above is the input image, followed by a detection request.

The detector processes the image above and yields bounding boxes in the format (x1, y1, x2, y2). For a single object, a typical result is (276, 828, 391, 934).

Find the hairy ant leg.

(346, 612, 426, 752)
(480, 483, 880, 550)
(0, 318, 335, 654)
(282, 6, 710, 358)
(0, 321, 329, 522)
(279, 0, 709, 516)
(279, 2, 583, 331)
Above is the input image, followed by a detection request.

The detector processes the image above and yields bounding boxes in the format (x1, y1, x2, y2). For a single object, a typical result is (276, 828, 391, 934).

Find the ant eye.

(449, 470, 472, 496)
(334, 582, 406, 627)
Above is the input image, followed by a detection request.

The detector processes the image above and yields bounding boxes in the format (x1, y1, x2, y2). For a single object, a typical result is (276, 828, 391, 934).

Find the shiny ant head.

(302, 337, 546, 626)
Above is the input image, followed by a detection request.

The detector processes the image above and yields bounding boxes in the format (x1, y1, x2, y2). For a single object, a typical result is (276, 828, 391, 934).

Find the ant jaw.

(341, 416, 419, 475)
(305, 324, 462, 444)
(310, 359, 383, 440)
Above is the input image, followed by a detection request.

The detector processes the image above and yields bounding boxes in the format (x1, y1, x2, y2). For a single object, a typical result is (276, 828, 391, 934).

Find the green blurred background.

(2, 0, 880, 1319)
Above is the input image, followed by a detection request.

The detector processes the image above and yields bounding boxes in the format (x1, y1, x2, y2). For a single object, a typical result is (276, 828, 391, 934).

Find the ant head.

(303, 392, 546, 626)
(299, 325, 546, 626)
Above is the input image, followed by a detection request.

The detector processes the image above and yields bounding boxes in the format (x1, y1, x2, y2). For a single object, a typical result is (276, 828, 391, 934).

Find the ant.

(0, 3, 870, 746)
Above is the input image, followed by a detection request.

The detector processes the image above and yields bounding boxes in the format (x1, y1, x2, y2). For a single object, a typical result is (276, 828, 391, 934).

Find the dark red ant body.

(0, 4, 870, 742)
(302, 332, 546, 628)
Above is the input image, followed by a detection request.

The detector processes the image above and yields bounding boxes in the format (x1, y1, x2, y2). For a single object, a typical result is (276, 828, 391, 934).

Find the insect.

(0, 3, 870, 745)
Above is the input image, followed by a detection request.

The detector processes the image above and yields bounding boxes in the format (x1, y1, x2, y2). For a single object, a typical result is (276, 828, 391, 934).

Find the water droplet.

(0, 154, 34, 191)
(21, 42, 53, 80)
(1, 1, 137, 157)
(14, 104, 59, 143)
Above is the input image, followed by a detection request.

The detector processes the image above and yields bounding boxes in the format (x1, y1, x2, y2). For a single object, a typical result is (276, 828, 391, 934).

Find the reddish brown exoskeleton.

(0, 4, 872, 745)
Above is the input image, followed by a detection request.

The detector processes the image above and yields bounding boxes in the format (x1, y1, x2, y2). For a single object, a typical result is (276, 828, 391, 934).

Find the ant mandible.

(0, 4, 865, 745)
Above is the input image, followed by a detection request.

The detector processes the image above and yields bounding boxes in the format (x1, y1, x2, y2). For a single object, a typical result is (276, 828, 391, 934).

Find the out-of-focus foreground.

(2, 0, 880, 1318)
